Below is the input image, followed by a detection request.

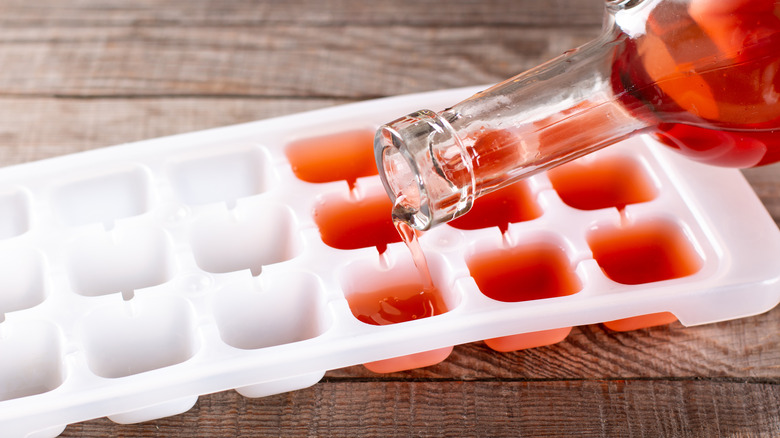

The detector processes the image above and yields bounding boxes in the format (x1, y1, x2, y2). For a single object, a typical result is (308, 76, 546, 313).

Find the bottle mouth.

(374, 123, 428, 229)
(374, 109, 474, 231)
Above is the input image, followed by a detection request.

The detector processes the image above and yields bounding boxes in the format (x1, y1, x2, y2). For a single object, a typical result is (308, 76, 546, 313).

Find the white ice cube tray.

(1, 87, 779, 437)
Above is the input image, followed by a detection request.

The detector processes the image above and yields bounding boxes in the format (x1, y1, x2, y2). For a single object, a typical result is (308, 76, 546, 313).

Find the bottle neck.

(375, 18, 649, 230)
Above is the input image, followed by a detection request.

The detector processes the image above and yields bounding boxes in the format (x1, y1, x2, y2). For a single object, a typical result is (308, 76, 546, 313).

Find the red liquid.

(348, 283, 447, 326)
(448, 181, 542, 233)
(484, 327, 572, 352)
(285, 129, 378, 189)
(603, 312, 679, 332)
(547, 155, 658, 211)
(313, 191, 400, 253)
(467, 129, 527, 188)
(588, 219, 703, 285)
(614, 0, 780, 167)
(362, 347, 453, 374)
(468, 242, 580, 351)
(467, 242, 581, 303)
(342, 214, 452, 373)
(348, 278, 451, 373)
(395, 220, 434, 290)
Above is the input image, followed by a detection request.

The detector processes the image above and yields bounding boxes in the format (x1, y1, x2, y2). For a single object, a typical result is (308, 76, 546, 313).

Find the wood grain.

(0, 1, 604, 27)
(328, 308, 780, 381)
(0, 97, 345, 163)
(0, 0, 778, 436)
(60, 380, 780, 437)
(0, 26, 599, 98)
(743, 164, 780, 224)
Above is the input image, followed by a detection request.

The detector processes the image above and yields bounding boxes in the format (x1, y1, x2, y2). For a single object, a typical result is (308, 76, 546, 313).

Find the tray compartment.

(448, 180, 542, 233)
(0, 248, 47, 314)
(0, 321, 65, 401)
(466, 236, 582, 304)
(79, 296, 199, 379)
(65, 227, 176, 298)
(51, 165, 153, 228)
(340, 250, 458, 373)
(211, 272, 331, 350)
(0, 188, 31, 239)
(466, 234, 582, 352)
(313, 185, 399, 253)
(284, 129, 378, 189)
(167, 145, 272, 208)
(548, 153, 659, 211)
(188, 200, 302, 277)
(586, 217, 704, 286)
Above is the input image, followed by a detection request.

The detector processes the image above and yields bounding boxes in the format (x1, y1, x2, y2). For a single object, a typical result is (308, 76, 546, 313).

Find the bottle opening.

(376, 130, 425, 225)
(374, 110, 475, 231)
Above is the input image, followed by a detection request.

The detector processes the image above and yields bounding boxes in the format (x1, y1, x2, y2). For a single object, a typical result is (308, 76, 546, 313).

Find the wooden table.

(1, 1, 778, 436)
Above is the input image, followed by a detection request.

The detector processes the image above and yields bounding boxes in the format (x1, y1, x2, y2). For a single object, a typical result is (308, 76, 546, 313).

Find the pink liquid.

(348, 283, 446, 326)
(394, 220, 434, 290)
(587, 219, 703, 286)
(588, 219, 704, 331)
(313, 191, 400, 253)
(468, 241, 581, 352)
(285, 129, 378, 189)
(448, 181, 542, 233)
(347, 222, 450, 373)
(614, 0, 780, 167)
(547, 155, 658, 211)
(467, 242, 582, 303)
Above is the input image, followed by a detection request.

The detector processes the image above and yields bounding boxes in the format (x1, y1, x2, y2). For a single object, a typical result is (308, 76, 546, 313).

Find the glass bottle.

(374, 0, 780, 230)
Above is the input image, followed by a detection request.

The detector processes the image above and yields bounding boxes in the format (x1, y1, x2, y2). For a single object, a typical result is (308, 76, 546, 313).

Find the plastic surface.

(0, 87, 778, 437)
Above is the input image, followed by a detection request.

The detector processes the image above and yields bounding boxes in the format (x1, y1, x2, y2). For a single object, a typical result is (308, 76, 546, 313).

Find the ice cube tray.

(1, 86, 778, 437)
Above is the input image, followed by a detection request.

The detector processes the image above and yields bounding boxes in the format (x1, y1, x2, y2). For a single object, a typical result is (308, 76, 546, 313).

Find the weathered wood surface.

(61, 380, 780, 437)
(0, 1, 601, 99)
(0, 0, 777, 436)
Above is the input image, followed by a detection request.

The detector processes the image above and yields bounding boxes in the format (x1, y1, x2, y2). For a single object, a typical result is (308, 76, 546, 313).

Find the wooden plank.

(0, 25, 600, 98)
(743, 164, 780, 224)
(0, 0, 604, 27)
(58, 380, 780, 437)
(0, 97, 346, 164)
(328, 307, 780, 380)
